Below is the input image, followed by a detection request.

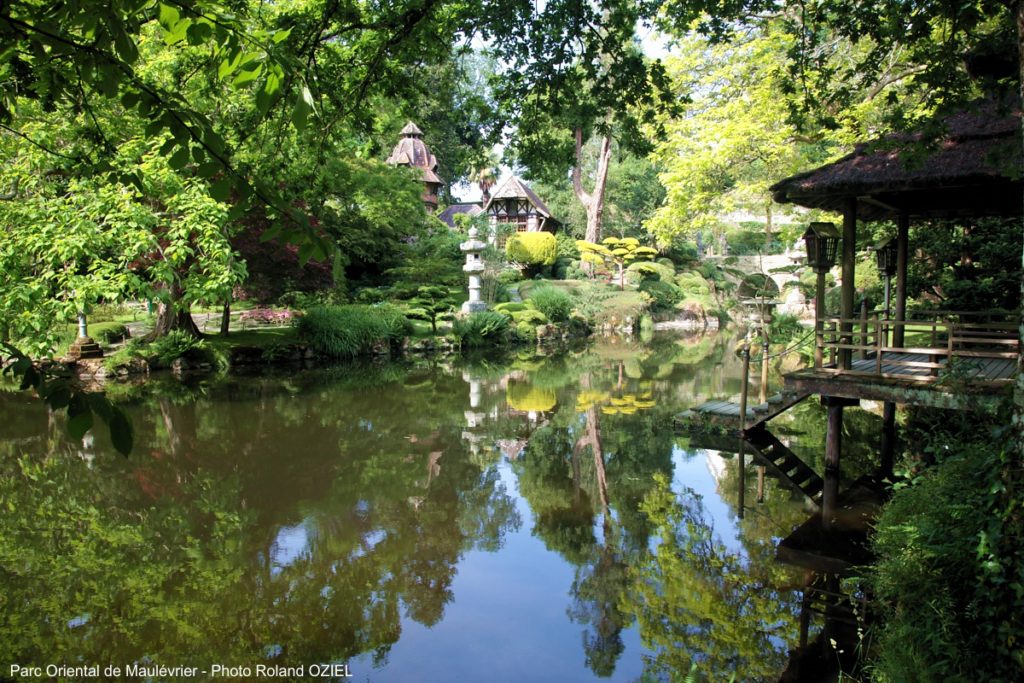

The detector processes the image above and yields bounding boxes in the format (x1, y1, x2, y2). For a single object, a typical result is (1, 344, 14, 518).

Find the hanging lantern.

(803, 222, 840, 273)
(873, 237, 898, 276)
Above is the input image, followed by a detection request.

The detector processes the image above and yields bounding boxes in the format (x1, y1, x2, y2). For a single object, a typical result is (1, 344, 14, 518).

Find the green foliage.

(406, 286, 457, 334)
(451, 311, 511, 349)
(1, 344, 133, 455)
(556, 232, 581, 260)
(765, 313, 805, 346)
(494, 302, 528, 314)
(646, 26, 823, 244)
(870, 440, 1023, 681)
(577, 237, 658, 290)
(621, 474, 800, 681)
(527, 285, 575, 323)
(639, 280, 683, 312)
(296, 305, 410, 359)
(626, 260, 675, 285)
(675, 272, 713, 297)
(506, 232, 558, 268)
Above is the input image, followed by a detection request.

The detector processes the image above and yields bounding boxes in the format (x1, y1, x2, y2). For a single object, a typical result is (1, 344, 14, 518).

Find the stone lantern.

(460, 227, 488, 313)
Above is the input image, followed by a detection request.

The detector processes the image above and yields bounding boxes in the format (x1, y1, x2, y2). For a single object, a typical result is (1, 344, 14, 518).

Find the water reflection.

(1, 332, 819, 681)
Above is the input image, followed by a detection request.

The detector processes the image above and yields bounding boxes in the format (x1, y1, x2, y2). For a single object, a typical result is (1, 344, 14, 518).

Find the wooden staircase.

(743, 424, 824, 504)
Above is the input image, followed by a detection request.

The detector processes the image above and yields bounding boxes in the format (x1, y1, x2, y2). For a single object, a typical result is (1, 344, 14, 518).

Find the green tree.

(576, 237, 657, 290)
(645, 25, 825, 248)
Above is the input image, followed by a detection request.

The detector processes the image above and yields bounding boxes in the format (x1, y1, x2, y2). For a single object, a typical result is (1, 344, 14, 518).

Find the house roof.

(483, 176, 558, 221)
(771, 100, 1022, 221)
(437, 202, 483, 228)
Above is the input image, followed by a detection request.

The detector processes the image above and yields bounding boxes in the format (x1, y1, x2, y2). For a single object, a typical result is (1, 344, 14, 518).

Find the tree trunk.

(572, 128, 614, 245)
(150, 281, 201, 339)
(220, 300, 231, 337)
(765, 202, 774, 250)
(1015, 1, 1024, 457)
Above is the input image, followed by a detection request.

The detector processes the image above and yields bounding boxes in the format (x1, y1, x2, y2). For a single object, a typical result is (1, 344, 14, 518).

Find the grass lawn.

(203, 326, 298, 350)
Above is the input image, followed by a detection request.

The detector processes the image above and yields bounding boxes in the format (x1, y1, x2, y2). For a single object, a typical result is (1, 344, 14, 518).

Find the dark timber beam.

(841, 198, 858, 369)
(893, 212, 909, 348)
(822, 396, 858, 530)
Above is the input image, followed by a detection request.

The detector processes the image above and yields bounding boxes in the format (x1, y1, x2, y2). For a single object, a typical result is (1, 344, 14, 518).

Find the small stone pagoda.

(386, 121, 444, 211)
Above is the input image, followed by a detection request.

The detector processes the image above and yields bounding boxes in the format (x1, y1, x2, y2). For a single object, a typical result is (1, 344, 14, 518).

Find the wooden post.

(822, 396, 845, 530)
(893, 213, 909, 348)
(815, 270, 826, 369)
(760, 339, 770, 404)
(841, 198, 857, 369)
(880, 401, 896, 478)
(739, 343, 751, 432)
(757, 464, 766, 504)
(859, 298, 869, 360)
(737, 439, 746, 519)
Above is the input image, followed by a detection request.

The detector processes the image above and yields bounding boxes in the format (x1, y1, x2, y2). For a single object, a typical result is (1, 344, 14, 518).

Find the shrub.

(870, 444, 1021, 682)
(494, 302, 529, 314)
(506, 232, 558, 267)
(451, 311, 511, 348)
(511, 309, 549, 326)
(675, 271, 712, 296)
(556, 232, 581, 260)
(626, 260, 674, 285)
(296, 305, 410, 358)
(528, 285, 574, 322)
(99, 324, 130, 344)
(639, 279, 682, 312)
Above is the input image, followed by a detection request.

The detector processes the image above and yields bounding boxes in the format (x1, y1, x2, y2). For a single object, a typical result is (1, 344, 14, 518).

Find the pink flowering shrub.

(238, 308, 297, 325)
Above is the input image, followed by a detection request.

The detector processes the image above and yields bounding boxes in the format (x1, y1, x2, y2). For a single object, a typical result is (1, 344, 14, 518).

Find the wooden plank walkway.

(848, 352, 1015, 381)
(680, 390, 810, 432)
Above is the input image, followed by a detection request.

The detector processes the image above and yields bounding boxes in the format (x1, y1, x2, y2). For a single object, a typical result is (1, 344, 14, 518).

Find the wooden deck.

(795, 312, 1018, 409)
(785, 353, 1014, 409)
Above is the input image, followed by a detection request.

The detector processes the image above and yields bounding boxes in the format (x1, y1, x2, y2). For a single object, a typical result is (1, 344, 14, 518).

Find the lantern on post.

(803, 222, 840, 273)
(803, 222, 841, 369)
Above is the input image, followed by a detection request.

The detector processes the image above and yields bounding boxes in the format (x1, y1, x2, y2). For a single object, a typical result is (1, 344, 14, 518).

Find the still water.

(1, 332, 826, 682)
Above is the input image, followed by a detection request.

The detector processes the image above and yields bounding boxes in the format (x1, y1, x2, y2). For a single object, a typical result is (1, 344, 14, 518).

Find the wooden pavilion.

(770, 99, 1021, 471)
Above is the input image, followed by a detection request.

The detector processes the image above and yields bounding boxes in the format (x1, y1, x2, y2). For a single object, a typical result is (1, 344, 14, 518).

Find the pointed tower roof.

(386, 121, 440, 183)
(400, 121, 424, 137)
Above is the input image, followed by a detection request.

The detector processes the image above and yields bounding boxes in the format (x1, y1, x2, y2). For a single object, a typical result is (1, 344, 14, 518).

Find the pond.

(0, 331, 850, 682)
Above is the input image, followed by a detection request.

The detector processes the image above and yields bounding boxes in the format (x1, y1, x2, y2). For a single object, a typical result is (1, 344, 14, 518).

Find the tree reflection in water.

(0, 333, 812, 680)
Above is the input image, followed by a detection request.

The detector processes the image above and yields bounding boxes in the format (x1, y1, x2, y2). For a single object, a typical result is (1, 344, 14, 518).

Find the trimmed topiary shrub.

(506, 232, 558, 268)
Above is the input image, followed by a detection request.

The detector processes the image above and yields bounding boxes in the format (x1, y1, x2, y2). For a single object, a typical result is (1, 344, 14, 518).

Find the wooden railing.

(814, 310, 1019, 385)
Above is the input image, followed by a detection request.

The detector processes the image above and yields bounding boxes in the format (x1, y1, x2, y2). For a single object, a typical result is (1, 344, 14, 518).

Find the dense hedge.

(506, 232, 558, 266)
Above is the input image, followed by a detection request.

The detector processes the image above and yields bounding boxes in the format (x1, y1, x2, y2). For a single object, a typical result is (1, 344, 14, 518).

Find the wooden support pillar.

(840, 198, 858, 369)
(893, 213, 909, 348)
(760, 339, 770, 404)
(880, 401, 897, 478)
(814, 271, 826, 369)
(822, 396, 858, 529)
(737, 439, 746, 519)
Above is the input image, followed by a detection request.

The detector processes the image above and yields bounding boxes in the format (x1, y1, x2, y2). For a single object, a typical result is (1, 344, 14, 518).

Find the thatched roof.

(771, 101, 1022, 221)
